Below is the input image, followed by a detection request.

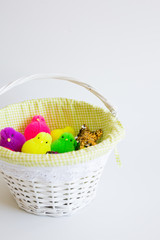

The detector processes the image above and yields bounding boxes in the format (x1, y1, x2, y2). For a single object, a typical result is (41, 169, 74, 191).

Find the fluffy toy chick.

(51, 133, 77, 153)
(22, 132, 52, 154)
(51, 126, 75, 142)
(24, 115, 50, 141)
(0, 127, 26, 152)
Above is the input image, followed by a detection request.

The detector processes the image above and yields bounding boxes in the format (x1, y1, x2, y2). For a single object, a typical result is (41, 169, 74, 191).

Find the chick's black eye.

(70, 139, 72, 142)
(11, 134, 14, 137)
(62, 136, 64, 138)
(38, 137, 40, 139)
(46, 141, 48, 144)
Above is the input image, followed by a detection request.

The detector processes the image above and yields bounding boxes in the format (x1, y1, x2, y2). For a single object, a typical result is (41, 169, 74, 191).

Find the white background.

(0, 0, 160, 239)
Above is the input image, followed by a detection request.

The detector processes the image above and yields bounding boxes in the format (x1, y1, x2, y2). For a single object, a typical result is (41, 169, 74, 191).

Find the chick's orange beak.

(7, 138, 11, 142)
(37, 118, 40, 122)
(65, 139, 68, 141)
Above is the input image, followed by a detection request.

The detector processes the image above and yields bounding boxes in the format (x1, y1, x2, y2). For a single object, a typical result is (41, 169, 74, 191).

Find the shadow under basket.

(0, 74, 125, 217)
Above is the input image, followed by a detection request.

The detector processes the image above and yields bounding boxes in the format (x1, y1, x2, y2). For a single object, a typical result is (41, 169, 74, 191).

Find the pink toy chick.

(24, 115, 50, 140)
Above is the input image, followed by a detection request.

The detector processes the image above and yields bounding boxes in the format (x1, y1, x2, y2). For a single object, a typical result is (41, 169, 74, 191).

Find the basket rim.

(0, 97, 125, 167)
(0, 97, 107, 112)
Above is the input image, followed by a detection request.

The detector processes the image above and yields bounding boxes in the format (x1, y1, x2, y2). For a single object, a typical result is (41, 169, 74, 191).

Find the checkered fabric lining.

(0, 98, 125, 167)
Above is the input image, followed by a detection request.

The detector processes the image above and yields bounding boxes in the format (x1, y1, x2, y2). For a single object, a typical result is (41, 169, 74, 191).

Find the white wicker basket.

(0, 153, 110, 216)
(0, 74, 123, 217)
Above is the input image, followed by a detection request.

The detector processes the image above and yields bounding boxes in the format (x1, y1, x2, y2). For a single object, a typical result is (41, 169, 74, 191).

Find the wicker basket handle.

(0, 74, 117, 116)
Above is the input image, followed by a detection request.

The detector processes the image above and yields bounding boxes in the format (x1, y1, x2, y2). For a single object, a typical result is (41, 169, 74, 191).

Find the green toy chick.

(51, 132, 77, 153)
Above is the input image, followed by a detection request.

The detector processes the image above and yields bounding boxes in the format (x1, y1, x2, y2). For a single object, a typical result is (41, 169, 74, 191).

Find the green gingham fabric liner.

(0, 98, 125, 167)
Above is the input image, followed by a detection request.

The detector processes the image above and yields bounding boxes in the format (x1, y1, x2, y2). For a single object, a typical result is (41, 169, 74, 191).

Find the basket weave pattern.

(1, 166, 103, 216)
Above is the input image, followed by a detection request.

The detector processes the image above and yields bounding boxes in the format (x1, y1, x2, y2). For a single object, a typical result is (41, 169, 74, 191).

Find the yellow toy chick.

(21, 132, 52, 154)
(51, 127, 75, 142)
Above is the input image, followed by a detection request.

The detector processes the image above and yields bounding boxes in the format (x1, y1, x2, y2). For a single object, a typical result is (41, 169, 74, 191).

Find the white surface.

(0, 0, 160, 239)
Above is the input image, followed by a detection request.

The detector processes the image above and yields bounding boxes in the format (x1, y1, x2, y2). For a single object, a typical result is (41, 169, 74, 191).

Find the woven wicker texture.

(0, 152, 110, 216)
(1, 166, 103, 216)
(0, 98, 124, 167)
